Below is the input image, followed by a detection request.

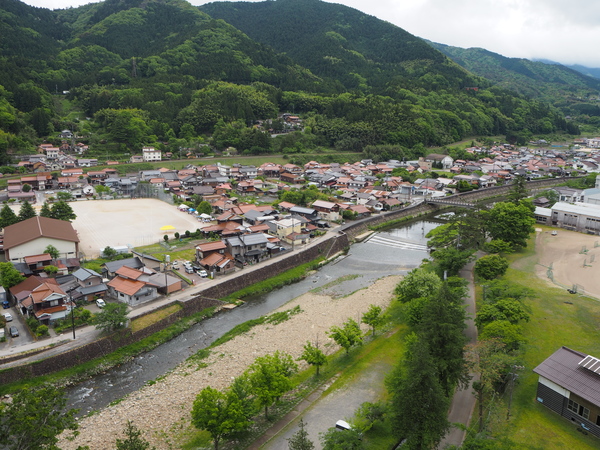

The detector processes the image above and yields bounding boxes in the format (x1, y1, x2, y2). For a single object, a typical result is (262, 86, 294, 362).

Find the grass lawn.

(131, 304, 182, 332)
(474, 233, 600, 449)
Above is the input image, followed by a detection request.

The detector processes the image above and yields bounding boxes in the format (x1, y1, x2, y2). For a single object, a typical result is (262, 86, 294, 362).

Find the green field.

(474, 236, 600, 449)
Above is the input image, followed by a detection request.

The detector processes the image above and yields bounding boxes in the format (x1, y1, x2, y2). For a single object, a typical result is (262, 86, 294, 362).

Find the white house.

(142, 146, 162, 162)
(3, 216, 79, 262)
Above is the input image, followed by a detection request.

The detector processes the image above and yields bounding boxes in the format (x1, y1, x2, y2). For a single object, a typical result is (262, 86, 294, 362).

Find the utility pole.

(506, 365, 524, 420)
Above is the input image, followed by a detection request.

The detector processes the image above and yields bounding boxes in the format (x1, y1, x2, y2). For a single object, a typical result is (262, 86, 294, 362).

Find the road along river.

(65, 220, 439, 417)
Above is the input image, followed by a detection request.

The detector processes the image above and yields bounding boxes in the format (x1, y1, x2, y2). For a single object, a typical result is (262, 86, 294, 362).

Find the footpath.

(437, 257, 479, 449)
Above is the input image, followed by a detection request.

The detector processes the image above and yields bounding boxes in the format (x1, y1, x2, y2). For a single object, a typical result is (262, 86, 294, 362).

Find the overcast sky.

(20, 0, 600, 67)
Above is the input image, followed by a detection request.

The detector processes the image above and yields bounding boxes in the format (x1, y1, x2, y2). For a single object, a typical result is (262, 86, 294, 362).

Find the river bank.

(60, 275, 401, 449)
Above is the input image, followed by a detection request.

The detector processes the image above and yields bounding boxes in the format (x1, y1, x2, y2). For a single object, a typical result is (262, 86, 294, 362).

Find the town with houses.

(3, 136, 600, 336)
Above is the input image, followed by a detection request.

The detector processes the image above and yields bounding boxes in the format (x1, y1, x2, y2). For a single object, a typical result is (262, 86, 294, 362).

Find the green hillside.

(430, 42, 600, 121)
(0, 0, 582, 164)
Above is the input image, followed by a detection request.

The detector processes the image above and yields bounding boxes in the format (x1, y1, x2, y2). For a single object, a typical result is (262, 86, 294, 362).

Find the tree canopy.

(0, 385, 79, 450)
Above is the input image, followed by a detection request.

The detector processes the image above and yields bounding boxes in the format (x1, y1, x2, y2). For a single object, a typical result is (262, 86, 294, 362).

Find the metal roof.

(534, 346, 600, 406)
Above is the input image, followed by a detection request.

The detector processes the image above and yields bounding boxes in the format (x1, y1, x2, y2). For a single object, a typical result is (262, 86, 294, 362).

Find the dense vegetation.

(0, 0, 584, 164)
(430, 42, 598, 132)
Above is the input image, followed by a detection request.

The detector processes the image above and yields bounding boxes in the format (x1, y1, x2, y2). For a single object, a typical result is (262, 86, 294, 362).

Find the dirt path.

(60, 276, 400, 450)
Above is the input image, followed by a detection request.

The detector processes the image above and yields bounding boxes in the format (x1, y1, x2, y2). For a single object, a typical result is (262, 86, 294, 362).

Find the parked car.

(172, 261, 179, 270)
(9, 326, 19, 337)
(3, 312, 13, 322)
(335, 420, 352, 431)
(198, 270, 208, 278)
(96, 299, 106, 308)
(185, 266, 194, 274)
(2, 300, 9, 309)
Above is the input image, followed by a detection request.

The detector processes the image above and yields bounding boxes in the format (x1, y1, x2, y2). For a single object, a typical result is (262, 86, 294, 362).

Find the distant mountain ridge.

(534, 59, 600, 80)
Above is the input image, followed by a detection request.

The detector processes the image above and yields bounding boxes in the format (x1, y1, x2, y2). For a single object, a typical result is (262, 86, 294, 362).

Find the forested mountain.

(200, 0, 483, 92)
(0, 0, 582, 164)
(429, 42, 600, 122)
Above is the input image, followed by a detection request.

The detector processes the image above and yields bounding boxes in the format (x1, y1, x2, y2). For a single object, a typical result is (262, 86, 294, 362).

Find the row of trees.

(0, 200, 77, 230)
(191, 304, 386, 449)
(389, 274, 470, 448)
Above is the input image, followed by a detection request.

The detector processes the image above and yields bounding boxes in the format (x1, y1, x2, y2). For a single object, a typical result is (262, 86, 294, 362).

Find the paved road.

(260, 359, 394, 449)
(437, 257, 479, 449)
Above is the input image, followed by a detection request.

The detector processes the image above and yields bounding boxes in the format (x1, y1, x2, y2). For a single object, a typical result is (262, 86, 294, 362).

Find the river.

(66, 219, 441, 416)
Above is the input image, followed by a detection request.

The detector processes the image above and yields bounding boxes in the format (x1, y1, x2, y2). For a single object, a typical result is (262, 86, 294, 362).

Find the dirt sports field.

(535, 228, 600, 299)
(67, 199, 201, 258)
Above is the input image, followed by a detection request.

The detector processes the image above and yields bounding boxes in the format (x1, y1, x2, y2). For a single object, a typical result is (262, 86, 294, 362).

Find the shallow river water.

(67, 220, 440, 415)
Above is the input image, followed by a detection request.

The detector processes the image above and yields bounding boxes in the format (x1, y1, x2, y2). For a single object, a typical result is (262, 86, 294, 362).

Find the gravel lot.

(60, 275, 400, 450)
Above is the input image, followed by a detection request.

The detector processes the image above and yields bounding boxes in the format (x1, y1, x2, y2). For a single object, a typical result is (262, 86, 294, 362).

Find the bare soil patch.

(60, 276, 400, 449)
(68, 199, 201, 258)
(535, 228, 600, 299)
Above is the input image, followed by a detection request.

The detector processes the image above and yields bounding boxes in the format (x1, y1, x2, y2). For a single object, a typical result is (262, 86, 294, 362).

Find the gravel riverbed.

(61, 275, 400, 449)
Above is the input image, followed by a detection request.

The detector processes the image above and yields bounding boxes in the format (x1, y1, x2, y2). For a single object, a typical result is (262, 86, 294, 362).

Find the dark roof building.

(534, 346, 600, 437)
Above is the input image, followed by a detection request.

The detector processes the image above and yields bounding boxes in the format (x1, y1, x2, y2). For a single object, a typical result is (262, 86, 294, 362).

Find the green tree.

(482, 239, 514, 254)
(474, 255, 509, 280)
(0, 205, 18, 229)
(394, 268, 442, 303)
(431, 247, 473, 278)
(44, 244, 60, 260)
(480, 320, 524, 352)
(21, 184, 31, 193)
(197, 200, 212, 215)
(95, 184, 111, 196)
(191, 386, 250, 450)
(115, 421, 155, 450)
(475, 299, 530, 329)
(319, 427, 364, 450)
(327, 318, 363, 355)
(0, 385, 78, 450)
(50, 200, 77, 221)
(56, 191, 73, 201)
(94, 302, 128, 332)
(419, 282, 469, 396)
(387, 336, 449, 449)
(353, 401, 387, 433)
(486, 201, 535, 250)
(247, 351, 298, 418)
(103, 246, 118, 259)
(39, 202, 52, 218)
(0, 262, 25, 289)
(361, 304, 385, 336)
(466, 338, 516, 432)
(287, 419, 314, 450)
(297, 341, 327, 376)
(508, 175, 528, 204)
(17, 201, 36, 222)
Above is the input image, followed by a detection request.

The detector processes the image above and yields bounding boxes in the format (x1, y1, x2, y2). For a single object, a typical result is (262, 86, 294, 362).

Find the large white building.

(3, 216, 79, 262)
(142, 146, 162, 162)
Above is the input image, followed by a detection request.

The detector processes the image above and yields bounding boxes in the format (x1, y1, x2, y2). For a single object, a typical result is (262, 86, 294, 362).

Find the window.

(567, 399, 590, 419)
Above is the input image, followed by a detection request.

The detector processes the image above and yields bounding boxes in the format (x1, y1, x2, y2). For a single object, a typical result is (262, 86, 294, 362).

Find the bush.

(474, 254, 509, 280)
(36, 325, 49, 337)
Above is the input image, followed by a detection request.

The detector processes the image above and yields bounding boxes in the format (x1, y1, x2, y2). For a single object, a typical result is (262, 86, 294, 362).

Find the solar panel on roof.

(579, 355, 600, 374)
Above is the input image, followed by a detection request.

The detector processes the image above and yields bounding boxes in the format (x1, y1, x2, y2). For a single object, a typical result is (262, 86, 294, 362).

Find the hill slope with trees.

(0, 0, 582, 162)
